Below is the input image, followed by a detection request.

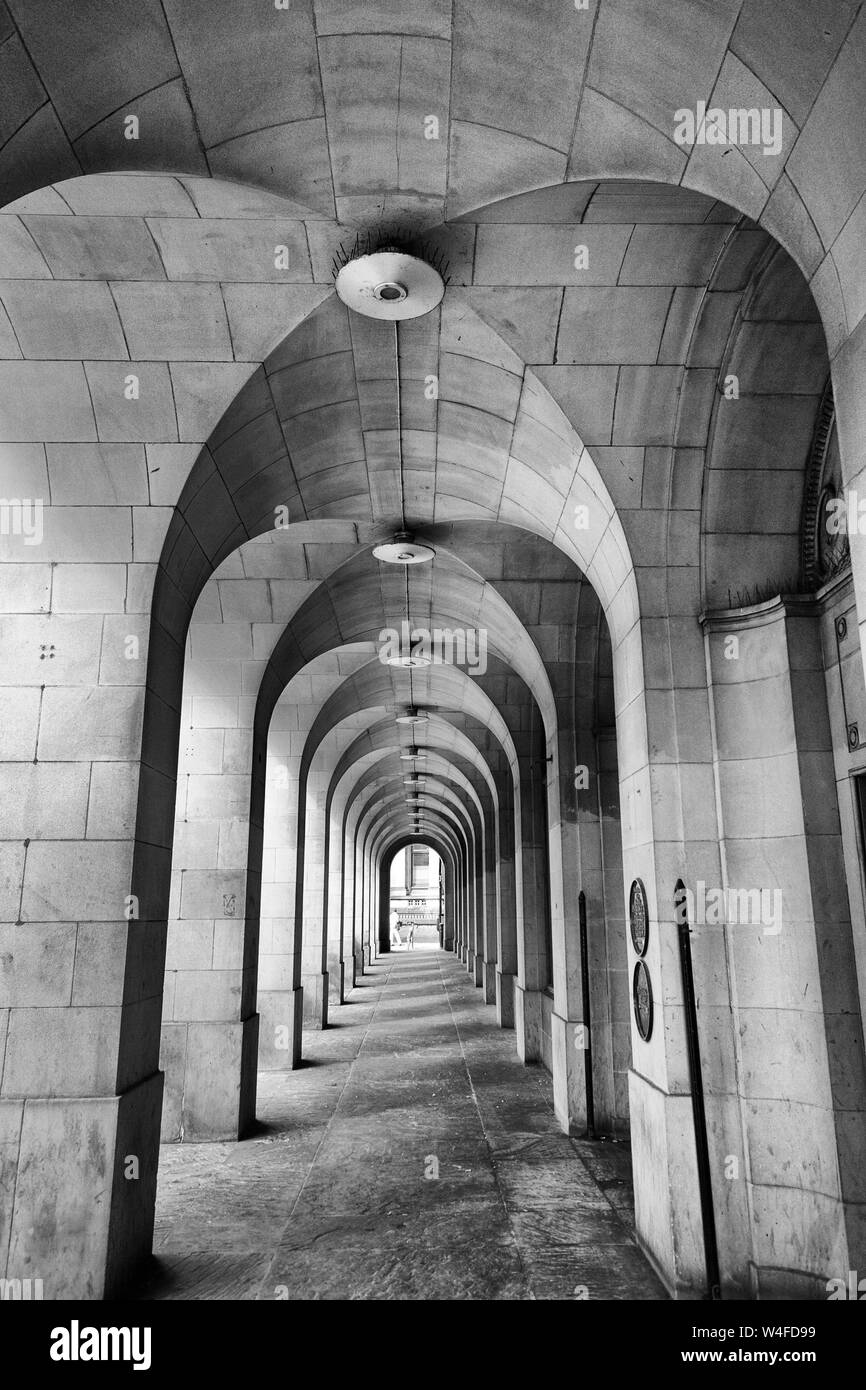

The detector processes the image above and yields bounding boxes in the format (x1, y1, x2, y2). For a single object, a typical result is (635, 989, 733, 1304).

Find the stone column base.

(327, 958, 342, 1005)
(551, 1010, 588, 1135)
(628, 1072, 707, 1299)
(161, 1015, 259, 1142)
(1, 1071, 163, 1299)
(514, 982, 544, 1063)
(496, 969, 515, 1028)
(483, 961, 496, 1004)
(256, 987, 304, 1071)
(301, 971, 329, 1029)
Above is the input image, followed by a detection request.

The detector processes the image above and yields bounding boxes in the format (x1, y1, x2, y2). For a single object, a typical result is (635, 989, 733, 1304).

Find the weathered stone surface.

(1, 4, 865, 1313)
(132, 951, 663, 1300)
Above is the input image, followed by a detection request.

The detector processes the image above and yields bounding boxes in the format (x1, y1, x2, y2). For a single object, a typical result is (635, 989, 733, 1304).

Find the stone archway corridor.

(134, 946, 663, 1302)
(2, 3, 866, 1336)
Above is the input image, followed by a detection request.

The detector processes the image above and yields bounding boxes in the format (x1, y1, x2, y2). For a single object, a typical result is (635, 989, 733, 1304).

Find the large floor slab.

(131, 947, 666, 1301)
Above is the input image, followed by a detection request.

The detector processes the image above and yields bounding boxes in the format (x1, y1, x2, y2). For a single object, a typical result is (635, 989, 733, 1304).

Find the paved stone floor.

(132, 947, 667, 1300)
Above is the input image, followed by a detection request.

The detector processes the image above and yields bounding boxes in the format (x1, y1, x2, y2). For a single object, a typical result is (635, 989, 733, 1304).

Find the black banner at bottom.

(4, 1294, 859, 1376)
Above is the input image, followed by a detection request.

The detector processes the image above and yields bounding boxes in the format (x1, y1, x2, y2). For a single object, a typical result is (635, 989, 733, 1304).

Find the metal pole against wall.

(675, 879, 721, 1300)
(578, 890, 595, 1139)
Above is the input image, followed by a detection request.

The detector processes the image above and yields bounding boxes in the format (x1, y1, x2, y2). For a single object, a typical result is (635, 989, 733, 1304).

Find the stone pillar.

(346, 818, 364, 979)
(360, 833, 379, 960)
(458, 860, 468, 964)
(323, 792, 346, 1002)
(0, 561, 168, 1297)
(494, 768, 518, 1027)
(257, 718, 304, 1071)
(700, 596, 866, 1296)
(482, 818, 499, 1003)
(367, 840, 379, 958)
(451, 842, 464, 958)
(160, 703, 259, 1141)
(295, 764, 328, 1029)
(442, 853, 456, 950)
(549, 712, 590, 1135)
(343, 830, 359, 984)
(339, 795, 365, 981)
(594, 728, 631, 1134)
(355, 830, 371, 965)
(465, 847, 476, 974)
(614, 602, 727, 1299)
(469, 832, 486, 986)
(514, 754, 550, 1063)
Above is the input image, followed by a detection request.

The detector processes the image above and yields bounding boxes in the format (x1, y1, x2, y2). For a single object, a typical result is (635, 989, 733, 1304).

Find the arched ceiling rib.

(336, 734, 508, 852)
(1, 0, 862, 342)
(303, 655, 526, 775)
(359, 789, 473, 864)
(333, 723, 509, 821)
(254, 546, 561, 735)
(0, 172, 828, 628)
(0, 16, 852, 852)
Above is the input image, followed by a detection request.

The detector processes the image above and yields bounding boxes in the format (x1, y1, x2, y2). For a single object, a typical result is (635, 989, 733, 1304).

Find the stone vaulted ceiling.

(0, 0, 864, 839)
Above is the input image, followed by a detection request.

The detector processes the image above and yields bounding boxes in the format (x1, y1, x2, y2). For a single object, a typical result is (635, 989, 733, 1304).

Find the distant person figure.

(389, 908, 402, 948)
(406, 920, 416, 950)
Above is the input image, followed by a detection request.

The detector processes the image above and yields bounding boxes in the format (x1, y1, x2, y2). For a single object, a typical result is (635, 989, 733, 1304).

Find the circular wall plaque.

(633, 960, 653, 1042)
(629, 878, 649, 956)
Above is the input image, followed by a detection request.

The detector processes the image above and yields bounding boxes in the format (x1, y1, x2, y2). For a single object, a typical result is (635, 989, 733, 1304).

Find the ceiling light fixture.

(355, 250, 437, 694)
(395, 704, 428, 725)
(333, 234, 449, 322)
(385, 641, 432, 669)
(373, 531, 434, 565)
(400, 745, 425, 761)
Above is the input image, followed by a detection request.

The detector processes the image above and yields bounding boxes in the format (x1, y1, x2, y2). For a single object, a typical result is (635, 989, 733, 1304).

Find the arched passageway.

(1, 2, 866, 1309)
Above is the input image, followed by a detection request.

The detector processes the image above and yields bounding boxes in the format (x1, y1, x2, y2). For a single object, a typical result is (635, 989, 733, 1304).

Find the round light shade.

(395, 705, 428, 724)
(335, 250, 445, 321)
(400, 745, 424, 761)
(372, 534, 435, 565)
(386, 653, 431, 669)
